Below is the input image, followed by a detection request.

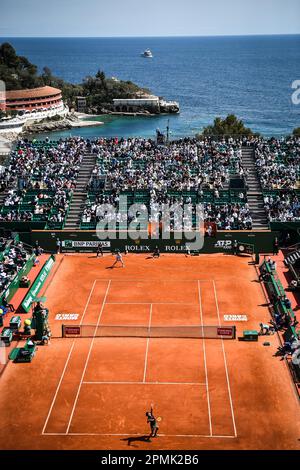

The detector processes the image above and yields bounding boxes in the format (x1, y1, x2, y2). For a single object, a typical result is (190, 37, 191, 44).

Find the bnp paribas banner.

(21, 255, 55, 312)
(62, 240, 111, 249)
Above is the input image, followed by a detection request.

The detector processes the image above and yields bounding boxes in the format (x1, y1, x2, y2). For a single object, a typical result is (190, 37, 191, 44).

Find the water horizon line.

(1, 33, 300, 40)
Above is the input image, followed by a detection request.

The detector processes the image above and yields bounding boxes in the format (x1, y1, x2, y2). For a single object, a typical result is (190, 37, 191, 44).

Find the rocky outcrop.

(24, 119, 72, 134)
(23, 113, 103, 135)
(159, 102, 180, 114)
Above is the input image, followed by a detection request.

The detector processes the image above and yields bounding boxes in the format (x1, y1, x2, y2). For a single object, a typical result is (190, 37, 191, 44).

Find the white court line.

(42, 432, 236, 438)
(143, 303, 153, 383)
(42, 279, 97, 435)
(82, 381, 206, 385)
(42, 341, 76, 435)
(106, 302, 197, 305)
(44, 277, 235, 439)
(65, 280, 111, 435)
(197, 280, 212, 437)
(213, 280, 237, 438)
(95, 279, 213, 282)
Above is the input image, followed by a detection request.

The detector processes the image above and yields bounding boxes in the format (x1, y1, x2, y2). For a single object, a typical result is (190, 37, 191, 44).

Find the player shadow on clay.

(120, 435, 153, 447)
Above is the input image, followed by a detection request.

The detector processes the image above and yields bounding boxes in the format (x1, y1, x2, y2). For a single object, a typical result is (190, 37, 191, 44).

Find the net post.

(232, 325, 236, 340)
(62, 324, 65, 338)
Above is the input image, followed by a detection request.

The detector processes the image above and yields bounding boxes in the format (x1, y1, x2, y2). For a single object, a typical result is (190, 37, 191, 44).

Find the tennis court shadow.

(121, 435, 152, 447)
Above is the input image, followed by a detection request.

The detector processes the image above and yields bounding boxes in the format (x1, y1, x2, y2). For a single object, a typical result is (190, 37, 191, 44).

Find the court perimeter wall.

(22, 230, 278, 254)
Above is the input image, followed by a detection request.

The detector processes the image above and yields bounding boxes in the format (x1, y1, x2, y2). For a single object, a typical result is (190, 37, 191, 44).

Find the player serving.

(146, 403, 161, 438)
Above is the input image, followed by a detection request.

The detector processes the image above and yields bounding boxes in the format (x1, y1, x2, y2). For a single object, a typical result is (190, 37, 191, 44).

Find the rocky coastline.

(23, 113, 104, 135)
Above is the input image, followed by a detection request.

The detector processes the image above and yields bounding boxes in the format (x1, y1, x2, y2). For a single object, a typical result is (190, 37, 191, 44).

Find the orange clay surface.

(0, 253, 299, 450)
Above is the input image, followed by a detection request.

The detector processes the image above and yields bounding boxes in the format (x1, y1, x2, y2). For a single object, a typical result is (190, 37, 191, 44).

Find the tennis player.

(152, 246, 160, 258)
(146, 404, 159, 437)
(96, 242, 104, 257)
(112, 250, 125, 268)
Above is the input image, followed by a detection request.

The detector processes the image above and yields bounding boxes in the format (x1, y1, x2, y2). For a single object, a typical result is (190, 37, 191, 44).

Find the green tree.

(293, 127, 300, 137)
(0, 42, 40, 89)
(41, 66, 53, 85)
(0, 43, 19, 68)
(96, 70, 106, 84)
(199, 114, 258, 138)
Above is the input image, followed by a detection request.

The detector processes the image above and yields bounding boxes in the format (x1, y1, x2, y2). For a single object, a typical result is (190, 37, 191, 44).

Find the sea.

(2, 35, 300, 140)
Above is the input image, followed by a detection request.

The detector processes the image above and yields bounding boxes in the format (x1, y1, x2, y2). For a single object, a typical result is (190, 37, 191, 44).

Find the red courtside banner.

(63, 325, 81, 337)
(217, 327, 235, 337)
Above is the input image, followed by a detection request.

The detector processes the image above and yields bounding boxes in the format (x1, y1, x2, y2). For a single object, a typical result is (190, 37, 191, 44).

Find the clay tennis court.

(0, 253, 299, 450)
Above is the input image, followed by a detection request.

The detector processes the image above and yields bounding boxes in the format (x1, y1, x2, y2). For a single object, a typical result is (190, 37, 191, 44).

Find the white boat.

(141, 49, 153, 58)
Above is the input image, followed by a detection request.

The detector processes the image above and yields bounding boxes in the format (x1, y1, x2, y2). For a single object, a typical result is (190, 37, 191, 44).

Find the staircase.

(242, 146, 269, 230)
(64, 153, 97, 230)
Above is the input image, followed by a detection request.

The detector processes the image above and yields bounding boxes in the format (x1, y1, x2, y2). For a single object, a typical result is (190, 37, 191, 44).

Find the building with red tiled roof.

(0, 86, 63, 112)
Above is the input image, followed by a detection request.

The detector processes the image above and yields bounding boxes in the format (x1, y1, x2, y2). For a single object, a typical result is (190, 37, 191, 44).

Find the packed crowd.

(82, 136, 250, 229)
(263, 191, 300, 222)
(203, 202, 252, 230)
(89, 136, 245, 191)
(9, 137, 85, 189)
(0, 237, 29, 296)
(1, 135, 299, 229)
(255, 137, 300, 190)
(81, 191, 252, 230)
(0, 188, 72, 224)
(253, 137, 300, 222)
(0, 137, 86, 224)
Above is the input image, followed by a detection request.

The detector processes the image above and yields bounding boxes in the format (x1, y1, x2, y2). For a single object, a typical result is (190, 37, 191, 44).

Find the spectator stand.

(79, 137, 251, 231)
(80, 188, 249, 231)
(282, 244, 300, 291)
(259, 259, 300, 396)
(0, 235, 36, 318)
(0, 138, 83, 230)
(0, 252, 52, 372)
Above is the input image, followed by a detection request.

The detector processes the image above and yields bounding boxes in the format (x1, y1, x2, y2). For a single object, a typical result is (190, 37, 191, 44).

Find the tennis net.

(62, 324, 236, 339)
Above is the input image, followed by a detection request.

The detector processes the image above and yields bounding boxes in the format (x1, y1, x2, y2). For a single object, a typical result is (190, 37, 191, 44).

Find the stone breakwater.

(23, 114, 104, 135)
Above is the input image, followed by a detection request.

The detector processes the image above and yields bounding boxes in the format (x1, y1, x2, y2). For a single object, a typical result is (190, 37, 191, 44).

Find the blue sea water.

(1, 36, 300, 139)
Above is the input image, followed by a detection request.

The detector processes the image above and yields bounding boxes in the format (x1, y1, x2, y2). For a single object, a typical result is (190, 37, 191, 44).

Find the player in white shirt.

(112, 250, 125, 268)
